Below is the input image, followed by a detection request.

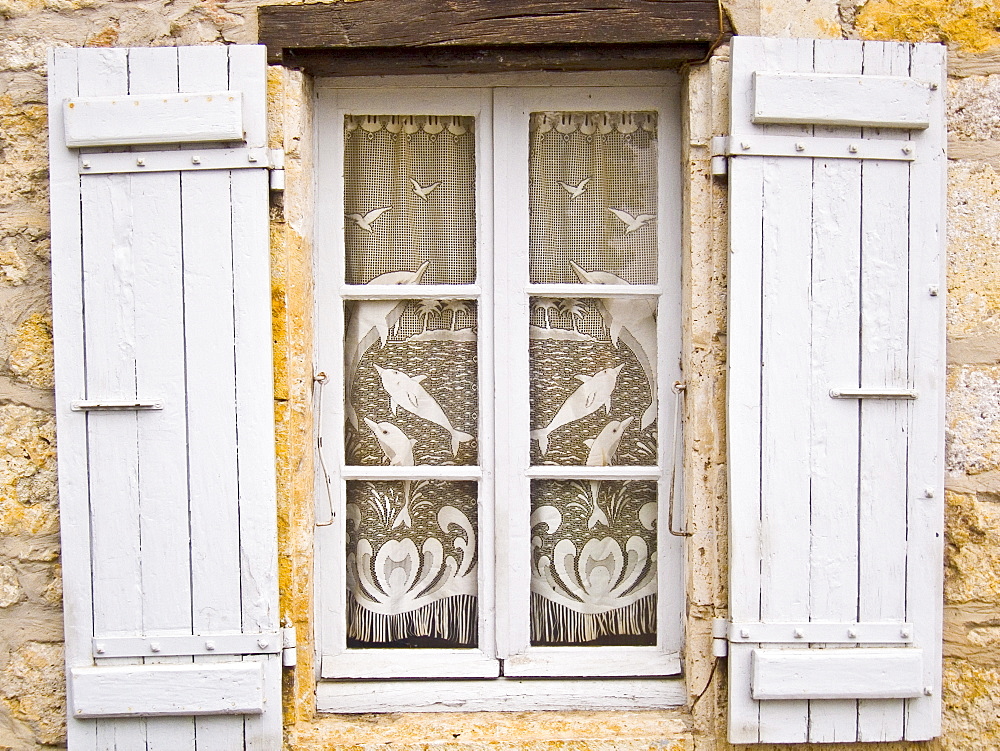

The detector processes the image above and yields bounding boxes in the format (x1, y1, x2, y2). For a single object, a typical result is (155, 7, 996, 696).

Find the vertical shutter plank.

(78, 47, 150, 751)
(228, 44, 281, 751)
(48, 46, 101, 751)
(726, 35, 766, 744)
(856, 41, 911, 743)
(903, 42, 946, 742)
(756, 35, 814, 745)
(177, 45, 247, 751)
(126, 46, 198, 749)
(807, 37, 864, 744)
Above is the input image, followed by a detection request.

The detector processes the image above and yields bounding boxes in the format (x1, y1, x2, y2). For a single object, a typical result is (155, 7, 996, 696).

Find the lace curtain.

(343, 115, 479, 647)
(528, 111, 660, 645)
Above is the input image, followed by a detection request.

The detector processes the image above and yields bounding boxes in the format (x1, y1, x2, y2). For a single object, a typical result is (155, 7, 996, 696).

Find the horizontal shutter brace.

(92, 632, 282, 659)
(710, 134, 916, 176)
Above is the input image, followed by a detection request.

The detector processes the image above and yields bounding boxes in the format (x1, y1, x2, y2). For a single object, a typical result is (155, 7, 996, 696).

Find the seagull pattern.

(410, 178, 442, 201)
(608, 207, 656, 234)
(557, 176, 591, 200)
(347, 207, 392, 232)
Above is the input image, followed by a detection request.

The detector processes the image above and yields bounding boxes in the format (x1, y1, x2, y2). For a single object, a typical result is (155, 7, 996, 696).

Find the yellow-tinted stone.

(0, 640, 65, 745)
(0, 406, 56, 536)
(857, 0, 1000, 52)
(8, 312, 53, 389)
(945, 489, 1000, 604)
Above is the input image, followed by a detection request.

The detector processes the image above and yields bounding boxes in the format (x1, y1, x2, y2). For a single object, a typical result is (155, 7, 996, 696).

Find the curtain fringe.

(530, 593, 657, 644)
(347, 593, 477, 646)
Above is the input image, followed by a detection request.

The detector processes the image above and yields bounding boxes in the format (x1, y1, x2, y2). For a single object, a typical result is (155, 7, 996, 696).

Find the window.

(314, 74, 684, 709)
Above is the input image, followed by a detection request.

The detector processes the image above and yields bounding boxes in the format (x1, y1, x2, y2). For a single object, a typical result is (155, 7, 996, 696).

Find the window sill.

(316, 677, 687, 713)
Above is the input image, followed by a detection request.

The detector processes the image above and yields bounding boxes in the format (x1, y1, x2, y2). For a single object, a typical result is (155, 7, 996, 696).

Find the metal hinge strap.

(92, 633, 282, 659)
(726, 621, 914, 645)
(78, 146, 287, 180)
(711, 134, 916, 176)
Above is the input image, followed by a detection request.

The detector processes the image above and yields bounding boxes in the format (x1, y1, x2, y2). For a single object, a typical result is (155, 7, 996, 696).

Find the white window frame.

(314, 71, 685, 712)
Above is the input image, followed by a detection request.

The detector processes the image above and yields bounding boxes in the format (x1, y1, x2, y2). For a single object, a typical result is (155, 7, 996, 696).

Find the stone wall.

(0, 0, 998, 749)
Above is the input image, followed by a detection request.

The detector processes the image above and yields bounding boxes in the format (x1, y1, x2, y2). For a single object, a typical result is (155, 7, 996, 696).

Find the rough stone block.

(948, 75, 1000, 141)
(0, 640, 65, 746)
(0, 563, 23, 609)
(942, 660, 1000, 751)
(8, 312, 52, 390)
(947, 162, 1000, 337)
(0, 405, 56, 536)
(945, 489, 1000, 604)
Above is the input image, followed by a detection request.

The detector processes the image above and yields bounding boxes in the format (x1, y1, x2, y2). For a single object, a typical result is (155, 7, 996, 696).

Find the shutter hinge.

(712, 618, 729, 657)
(710, 136, 729, 177)
(281, 624, 297, 667)
(269, 148, 285, 192)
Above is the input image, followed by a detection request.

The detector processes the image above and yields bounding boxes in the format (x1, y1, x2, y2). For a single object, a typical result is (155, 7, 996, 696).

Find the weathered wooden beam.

(259, 0, 721, 65)
(279, 43, 712, 76)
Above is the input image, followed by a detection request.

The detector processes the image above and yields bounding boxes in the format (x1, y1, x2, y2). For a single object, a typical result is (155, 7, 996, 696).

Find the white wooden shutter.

(726, 37, 945, 743)
(48, 46, 280, 750)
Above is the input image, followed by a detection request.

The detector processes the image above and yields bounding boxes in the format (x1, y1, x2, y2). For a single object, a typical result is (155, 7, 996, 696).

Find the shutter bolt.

(924, 686, 933, 696)
(847, 629, 857, 639)
(136, 158, 146, 167)
(848, 144, 858, 154)
(739, 628, 750, 639)
(248, 152, 258, 163)
(900, 628, 911, 639)
(740, 141, 750, 150)
(793, 628, 804, 639)
(150, 642, 161, 653)
(82, 161, 91, 169)
(258, 638, 269, 649)
(191, 155, 201, 165)
(205, 640, 216, 651)
(902, 145, 913, 155)
(928, 285, 939, 297)
(794, 142, 805, 152)
(94, 643, 105, 654)
(924, 487, 935, 498)
(930, 83, 939, 91)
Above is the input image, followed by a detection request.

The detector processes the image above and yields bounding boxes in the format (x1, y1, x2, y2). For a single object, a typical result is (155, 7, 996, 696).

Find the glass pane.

(530, 480, 657, 646)
(529, 296, 656, 465)
(344, 114, 476, 284)
(528, 111, 657, 285)
(346, 300, 478, 466)
(346, 480, 479, 648)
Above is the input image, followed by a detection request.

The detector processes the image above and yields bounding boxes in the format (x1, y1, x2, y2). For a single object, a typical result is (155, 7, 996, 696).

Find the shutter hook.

(313, 370, 335, 527)
(668, 381, 691, 537)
